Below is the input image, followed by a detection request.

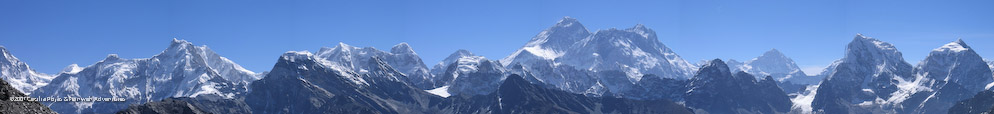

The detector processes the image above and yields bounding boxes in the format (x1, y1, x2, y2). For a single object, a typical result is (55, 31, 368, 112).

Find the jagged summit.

(171, 38, 189, 44)
(933, 39, 971, 52)
(518, 16, 591, 48)
(501, 17, 695, 96)
(103, 54, 121, 61)
(32, 39, 258, 114)
(844, 34, 904, 63)
(695, 59, 731, 79)
(0, 45, 53, 94)
(436, 49, 481, 67)
(554, 16, 582, 27)
(686, 59, 793, 114)
(0, 46, 19, 63)
(705, 59, 729, 70)
(879, 39, 994, 114)
(333, 42, 355, 52)
(160, 38, 200, 58)
(430, 49, 506, 96)
(728, 48, 808, 82)
(628, 24, 654, 38)
(811, 35, 915, 114)
(390, 42, 416, 54)
(0, 46, 9, 58)
(447, 49, 474, 59)
(762, 49, 785, 58)
(316, 42, 435, 89)
(280, 51, 314, 62)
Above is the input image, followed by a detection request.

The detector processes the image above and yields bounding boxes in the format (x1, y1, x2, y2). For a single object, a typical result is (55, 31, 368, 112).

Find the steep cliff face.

(811, 35, 915, 114)
(0, 46, 54, 94)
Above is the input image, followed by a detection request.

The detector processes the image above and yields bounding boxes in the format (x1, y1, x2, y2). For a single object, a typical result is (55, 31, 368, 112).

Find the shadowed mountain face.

(116, 98, 207, 114)
(0, 78, 56, 114)
(811, 35, 916, 114)
(116, 94, 251, 114)
(434, 74, 694, 114)
(948, 90, 994, 114)
(684, 59, 792, 114)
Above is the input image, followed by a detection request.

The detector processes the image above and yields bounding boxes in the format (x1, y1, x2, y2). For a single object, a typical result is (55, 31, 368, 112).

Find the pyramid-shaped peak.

(762, 49, 786, 57)
(848, 34, 896, 50)
(171, 38, 193, 46)
(631, 24, 649, 31)
(390, 42, 416, 54)
(853, 33, 871, 40)
(934, 39, 972, 52)
(448, 49, 475, 57)
(336, 42, 353, 48)
(703, 59, 729, 69)
(499, 74, 531, 89)
(557, 16, 580, 24)
(0, 46, 18, 63)
(160, 39, 204, 58)
(0, 46, 9, 57)
(843, 34, 906, 62)
(553, 16, 586, 29)
(60, 64, 83, 74)
(952, 38, 970, 48)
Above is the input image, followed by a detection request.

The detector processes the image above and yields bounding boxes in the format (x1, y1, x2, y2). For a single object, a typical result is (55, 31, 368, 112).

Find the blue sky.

(2, 0, 993, 75)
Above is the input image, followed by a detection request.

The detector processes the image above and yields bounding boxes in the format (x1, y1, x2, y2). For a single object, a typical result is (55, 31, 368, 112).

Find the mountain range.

(31, 39, 259, 114)
(1, 17, 993, 114)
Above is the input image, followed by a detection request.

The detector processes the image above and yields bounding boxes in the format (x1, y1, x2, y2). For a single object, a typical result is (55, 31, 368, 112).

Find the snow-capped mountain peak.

(431, 49, 506, 96)
(102, 54, 122, 62)
(844, 34, 905, 64)
(154, 38, 260, 84)
(0, 46, 53, 94)
(933, 38, 970, 52)
(518, 17, 590, 49)
(316, 42, 435, 89)
(893, 39, 994, 114)
(758, 49, 786, 59)
(727, 48, 808, 82)
(0, 46, 12, 61)
(811, 34, 915, 114)
(31, 39, 256, 114)
(628, 24, 654, 38)
(554, 16, 582, 28)
(500, 17, 696, 96)
(391, 42, 417, 54)
(59, 64, 83, 74)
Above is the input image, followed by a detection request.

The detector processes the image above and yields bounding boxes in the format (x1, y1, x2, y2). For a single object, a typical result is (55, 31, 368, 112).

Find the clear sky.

(2, 0, 993, 75)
